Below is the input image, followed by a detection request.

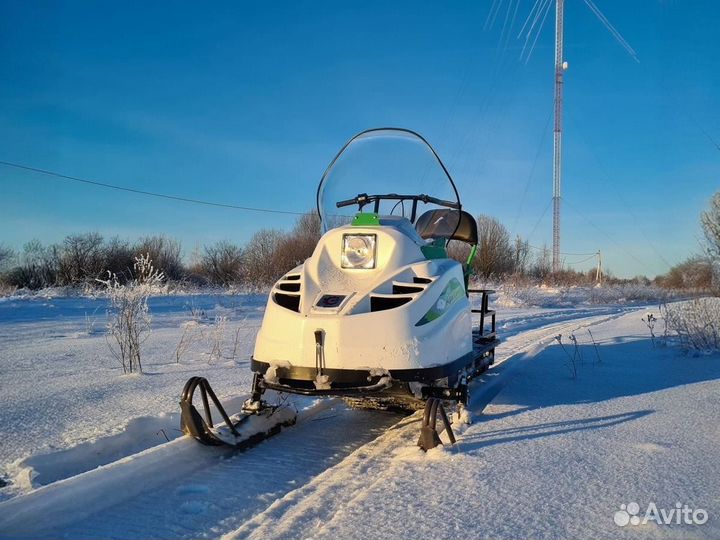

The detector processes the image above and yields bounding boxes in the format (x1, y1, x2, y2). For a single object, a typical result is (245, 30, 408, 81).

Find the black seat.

(415, 209, 478, 245)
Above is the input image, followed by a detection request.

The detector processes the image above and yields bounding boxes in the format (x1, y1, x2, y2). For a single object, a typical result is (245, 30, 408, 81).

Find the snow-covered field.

(0, 292, 718, 539)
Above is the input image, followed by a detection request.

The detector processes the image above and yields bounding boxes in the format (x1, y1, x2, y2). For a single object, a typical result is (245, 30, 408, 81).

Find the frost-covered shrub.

(100, 254, 165, 373)
(206, 315, 228, 363)
(495, 282, 673, 308)
(135, 235, 184, 281)
(662, 298, 720, 353)
(175, 320, 201, 363)
(588, 283, 670, 305)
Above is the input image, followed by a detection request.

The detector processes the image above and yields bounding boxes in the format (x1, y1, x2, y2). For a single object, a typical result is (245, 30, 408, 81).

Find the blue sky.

(0, 0, 718, 278)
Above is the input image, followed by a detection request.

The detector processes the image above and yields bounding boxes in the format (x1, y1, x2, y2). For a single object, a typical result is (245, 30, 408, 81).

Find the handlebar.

(336, 193, 460, 210)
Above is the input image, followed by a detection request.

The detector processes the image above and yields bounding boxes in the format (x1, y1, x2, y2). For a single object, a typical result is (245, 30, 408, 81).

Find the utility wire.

(527, 243, 596, 257)
(0, 160, 308, 216)
(563, 253, 599, 266)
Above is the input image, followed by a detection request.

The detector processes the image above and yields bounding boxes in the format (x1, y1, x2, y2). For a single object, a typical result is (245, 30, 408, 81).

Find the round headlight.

(341, 234, 376, 269)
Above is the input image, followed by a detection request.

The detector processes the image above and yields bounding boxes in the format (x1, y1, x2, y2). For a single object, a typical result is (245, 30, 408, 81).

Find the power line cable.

(563, 253, 598, 266)
(527, 243, 595, 256)
(0, 160, 307, 216)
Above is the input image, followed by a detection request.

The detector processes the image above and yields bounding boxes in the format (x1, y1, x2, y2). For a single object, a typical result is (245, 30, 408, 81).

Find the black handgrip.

(336, 198, 358, 208)
(336, 193, 369, 208)
(422, 195, 461, 209)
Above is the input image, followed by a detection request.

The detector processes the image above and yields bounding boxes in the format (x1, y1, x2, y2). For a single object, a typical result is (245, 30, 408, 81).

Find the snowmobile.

(180, 128, 498, 450)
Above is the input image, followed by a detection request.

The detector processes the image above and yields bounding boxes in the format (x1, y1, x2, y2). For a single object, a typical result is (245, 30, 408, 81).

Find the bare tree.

(512, 235, 531, 275)
(701, 191, 720, 290)
(135, 236, 183, 281)
(660, 256, 714, 291)
(531, 244, 552, 279)
(273, 212, 322, 274)
(58, 233, 105, 285)
(446, 240, 471, 266)
(244, 229, 286, 285)
(201, 241, 244, 286)
(473, 215, 514, 279)
(8, 240, 60, 289)
(702, 192, 720, 256)
(104, 237, 136, 281)
(0, 245, 15, 273)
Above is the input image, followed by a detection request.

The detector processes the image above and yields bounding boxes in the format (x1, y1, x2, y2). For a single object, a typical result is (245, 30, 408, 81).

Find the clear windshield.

(316, 128, 461, 233)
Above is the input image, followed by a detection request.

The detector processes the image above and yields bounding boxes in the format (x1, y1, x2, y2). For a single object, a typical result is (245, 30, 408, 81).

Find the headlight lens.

(341, 234, 376, 269)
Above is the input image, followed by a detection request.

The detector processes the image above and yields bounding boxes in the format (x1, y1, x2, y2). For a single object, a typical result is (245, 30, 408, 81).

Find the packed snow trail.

(227, 310, 720, 540)
(0, 398, 401, 539)
(222, 311, 630, 540)
(1, 303, 632, 493)
(0, 308, 631, 539)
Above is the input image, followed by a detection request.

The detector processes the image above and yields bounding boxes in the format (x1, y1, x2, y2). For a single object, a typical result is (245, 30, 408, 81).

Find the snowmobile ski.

(180, 376, 296, 448)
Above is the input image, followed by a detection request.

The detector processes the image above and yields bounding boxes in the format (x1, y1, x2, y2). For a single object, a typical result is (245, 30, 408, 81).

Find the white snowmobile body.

(250, 128, 497, 406)
(254, 219, 470, 367)
(180, 128, 497, 449)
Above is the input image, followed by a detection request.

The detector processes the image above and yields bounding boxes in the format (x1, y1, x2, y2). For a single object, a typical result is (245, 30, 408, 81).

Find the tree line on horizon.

(1, 193, 718, 293)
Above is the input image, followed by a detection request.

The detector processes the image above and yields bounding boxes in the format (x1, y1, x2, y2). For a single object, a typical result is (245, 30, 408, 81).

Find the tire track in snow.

(222, 309, 636, 540)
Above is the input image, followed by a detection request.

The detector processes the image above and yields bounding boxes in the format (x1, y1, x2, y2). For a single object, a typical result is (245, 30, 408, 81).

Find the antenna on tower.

(495, 1, 637, 274)
(551, 0, 565, 273)
(547, 0, 637, 274)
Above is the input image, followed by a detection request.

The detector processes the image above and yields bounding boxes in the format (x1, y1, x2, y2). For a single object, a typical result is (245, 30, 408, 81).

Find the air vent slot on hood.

(413, 277, 433, 284)
(272, 273, 303, 312)
(370, 295, 412, 312)
(392, 283, 425, 294)
(277, 282, 301, 292)
(273, 292, 300, 312)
